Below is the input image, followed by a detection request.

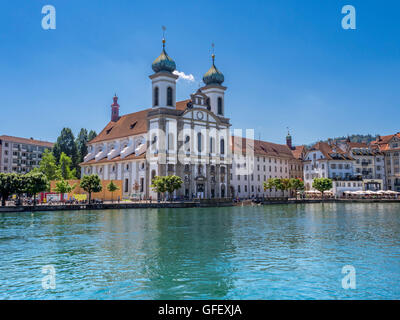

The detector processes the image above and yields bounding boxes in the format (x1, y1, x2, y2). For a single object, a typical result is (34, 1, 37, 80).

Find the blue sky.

(0, 0, 399, 146)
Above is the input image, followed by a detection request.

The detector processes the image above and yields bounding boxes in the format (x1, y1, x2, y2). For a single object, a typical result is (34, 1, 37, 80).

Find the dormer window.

(130, 122, 137, 130)
(106, 127, 113, 134)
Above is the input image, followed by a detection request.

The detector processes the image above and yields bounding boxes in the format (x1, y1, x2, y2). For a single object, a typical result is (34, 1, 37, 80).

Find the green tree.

(59, 152, 77, 180)
(164, 175, 183, 201)
(76, 128, 89, 177)
(38, 149, 61, 181)
(80, 174, 102, 204)
(53, 179, 77, 194)
(151, 176, 167, 201)
(88, 130, 97, 142)
(289, 178, 305, 198)
(312, 178, 333, 198)
(53, 128, 78, 168)
(106, 181, 119, 203)
(263, 178, 275, 193)
(0, 173, 19, 206)
(24, 172, 48, 205)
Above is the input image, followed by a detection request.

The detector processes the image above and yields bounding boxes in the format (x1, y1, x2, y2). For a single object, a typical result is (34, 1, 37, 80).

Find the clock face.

(196, 111, 204, 120)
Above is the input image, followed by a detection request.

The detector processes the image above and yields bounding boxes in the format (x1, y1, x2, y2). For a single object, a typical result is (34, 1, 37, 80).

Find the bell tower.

(111, 94, 120, 122)
(149, 27, 178, 108)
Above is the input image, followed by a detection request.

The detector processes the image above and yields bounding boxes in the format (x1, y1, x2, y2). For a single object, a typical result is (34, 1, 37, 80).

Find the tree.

(151, 176, 167, 201)
(80, 174, 102, 204)
(312, 178, 333, 199)
(24, 172, 49, 205)
(164, 175, 183, 201)
(0, 173, 18, 206)
(263, 178, 275, 194)
(281, 178, 291, 197)
(53, 179, 77, 194)
(88, 130, 97, 142)
(53, 128, 78, 168)
(289, 178, 304, 198)
(59, 152, 77, 180)
(106, 181, 119, 203)
(76, 128, 88, 177)
(38, 149, 61, 181)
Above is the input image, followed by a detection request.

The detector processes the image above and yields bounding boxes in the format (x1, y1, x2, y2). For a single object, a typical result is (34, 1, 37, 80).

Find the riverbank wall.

(1, 198, 399, 213)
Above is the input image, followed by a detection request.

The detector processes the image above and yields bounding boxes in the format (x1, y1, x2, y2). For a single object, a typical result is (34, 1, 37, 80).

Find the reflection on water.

(0, 203, 399, 299)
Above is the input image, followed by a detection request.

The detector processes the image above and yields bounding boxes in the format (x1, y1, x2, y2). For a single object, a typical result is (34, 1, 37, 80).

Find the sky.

(0, 0, 399, 146)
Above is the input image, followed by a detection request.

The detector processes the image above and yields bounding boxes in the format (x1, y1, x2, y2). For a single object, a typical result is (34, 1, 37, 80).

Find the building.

(81, 37, 231, 200)
(0, 135, 54, 174)
(303, 141, 362, 195)
(370, 133, 400, 191)
(337, 140, 385, 191)
(285, 131, 305, 179)
(230, 137, 294, 198)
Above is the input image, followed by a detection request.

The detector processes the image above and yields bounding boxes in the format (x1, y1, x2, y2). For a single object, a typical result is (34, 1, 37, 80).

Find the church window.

(167, 87, 173, 106)
(217, 97, 223, 115)
(154, 87, 159, 106)
(220, 138, 225, 155)
(197, 132, 203, 153)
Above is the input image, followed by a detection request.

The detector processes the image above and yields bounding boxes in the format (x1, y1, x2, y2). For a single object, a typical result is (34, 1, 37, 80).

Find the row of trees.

(151, 175, 183, 201)
(0, 171, 121, 206)
(263, 178, 305, 197)
(0, 172, 48, 206)
(262, 177, 333, 198)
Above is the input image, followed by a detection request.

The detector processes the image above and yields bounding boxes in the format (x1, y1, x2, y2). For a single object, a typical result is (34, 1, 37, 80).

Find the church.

(80, 37, 232, 200)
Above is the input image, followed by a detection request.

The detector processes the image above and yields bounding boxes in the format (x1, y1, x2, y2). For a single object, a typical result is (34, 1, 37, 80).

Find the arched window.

(197, 132, 203, 153)
(154, 87, 159, 106)
(167, 87, 173, 106)
(220, 138, 225, 155)
(217, 97, 223, 115)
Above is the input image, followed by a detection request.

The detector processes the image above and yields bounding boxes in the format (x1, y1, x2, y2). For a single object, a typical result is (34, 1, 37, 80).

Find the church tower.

(111, 94, 120, 122)
(149, 32, 178, 108)
(201, 49, 227, 117)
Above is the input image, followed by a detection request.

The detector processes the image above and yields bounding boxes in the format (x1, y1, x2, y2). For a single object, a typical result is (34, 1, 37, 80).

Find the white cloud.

(173, 70, 195, 82)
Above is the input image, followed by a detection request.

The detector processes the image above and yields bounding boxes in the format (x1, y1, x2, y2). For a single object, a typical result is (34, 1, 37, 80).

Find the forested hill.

(310, 134, 378, 146)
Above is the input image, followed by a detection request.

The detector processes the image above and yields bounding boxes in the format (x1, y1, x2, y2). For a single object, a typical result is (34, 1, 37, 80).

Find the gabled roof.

(308, 141, 353, 160)
(0, 135, 54, 148)
(231, 136, 295, 159)
(370, 133, 400, 151)
(291, 145, 306, 160)
(81, 153, 146, 165)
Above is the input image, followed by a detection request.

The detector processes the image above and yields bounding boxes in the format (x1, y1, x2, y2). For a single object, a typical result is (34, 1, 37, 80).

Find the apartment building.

(0, 135, 54, 174)
(371, 133, 400, 191)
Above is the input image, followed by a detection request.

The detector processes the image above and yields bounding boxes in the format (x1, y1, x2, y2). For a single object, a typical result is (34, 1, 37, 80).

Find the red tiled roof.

(231, 136, 295, 159)
(309, 141, 353, 160)
(0, 135, 54, 148)
(291, 145, 305, 159)
(89, 109, 150, 144)
(89, 100, 191, 144)
(370, 133, 400, 151)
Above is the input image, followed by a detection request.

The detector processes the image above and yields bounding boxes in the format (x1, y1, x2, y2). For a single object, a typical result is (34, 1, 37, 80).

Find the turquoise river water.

(0, 203, 399, 299)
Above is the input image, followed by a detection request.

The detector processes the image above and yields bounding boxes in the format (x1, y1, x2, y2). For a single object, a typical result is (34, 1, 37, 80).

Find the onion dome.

(152, 38, 176, 73)
(203, 54, 224, 86)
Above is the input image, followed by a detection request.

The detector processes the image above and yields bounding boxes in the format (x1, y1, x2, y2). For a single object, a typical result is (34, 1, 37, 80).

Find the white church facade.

(80, 38, 232, 200)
